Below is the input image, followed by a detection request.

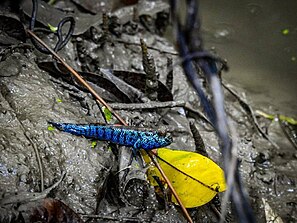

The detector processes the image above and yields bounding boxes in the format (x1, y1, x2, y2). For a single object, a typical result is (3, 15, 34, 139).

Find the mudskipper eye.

(158, 126, 167, 136)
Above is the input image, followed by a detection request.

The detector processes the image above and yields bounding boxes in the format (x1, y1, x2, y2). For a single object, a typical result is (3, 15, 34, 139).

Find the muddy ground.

(0, 1, 296, 222)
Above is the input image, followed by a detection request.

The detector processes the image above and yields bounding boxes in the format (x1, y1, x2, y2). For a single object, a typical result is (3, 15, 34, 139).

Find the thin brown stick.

(149, 149, 193, 223)
(27, 29, 191, 222)
(27, 30, 127, 126)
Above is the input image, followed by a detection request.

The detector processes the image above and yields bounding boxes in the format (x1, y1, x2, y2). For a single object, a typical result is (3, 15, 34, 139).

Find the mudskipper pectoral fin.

(132, 139, 142, 157)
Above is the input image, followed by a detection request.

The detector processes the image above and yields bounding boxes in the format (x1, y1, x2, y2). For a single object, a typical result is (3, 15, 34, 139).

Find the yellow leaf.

(148, 148, 226, 208)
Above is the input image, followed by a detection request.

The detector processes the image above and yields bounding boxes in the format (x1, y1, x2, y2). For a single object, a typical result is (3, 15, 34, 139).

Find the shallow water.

(197, 2, 297, 221)
(200, 0, 297, 117)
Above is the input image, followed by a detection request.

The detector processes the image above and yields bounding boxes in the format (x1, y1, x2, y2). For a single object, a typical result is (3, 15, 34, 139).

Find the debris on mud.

(0, 1, 296, 222)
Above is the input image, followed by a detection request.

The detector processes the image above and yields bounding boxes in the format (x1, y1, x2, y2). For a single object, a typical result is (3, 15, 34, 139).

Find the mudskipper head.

(48, 121, 65, 131)
(158, 131, 173, 148)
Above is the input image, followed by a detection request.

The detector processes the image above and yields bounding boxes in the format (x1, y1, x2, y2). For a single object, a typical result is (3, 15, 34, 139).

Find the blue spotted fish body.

(48, 122, 172, 152)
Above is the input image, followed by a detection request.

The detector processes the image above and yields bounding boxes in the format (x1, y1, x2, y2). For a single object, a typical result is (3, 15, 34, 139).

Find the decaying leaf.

(147, 148, 226, 208)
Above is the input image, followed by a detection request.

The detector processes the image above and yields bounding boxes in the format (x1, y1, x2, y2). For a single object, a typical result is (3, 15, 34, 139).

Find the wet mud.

(0, 0, 296, 222)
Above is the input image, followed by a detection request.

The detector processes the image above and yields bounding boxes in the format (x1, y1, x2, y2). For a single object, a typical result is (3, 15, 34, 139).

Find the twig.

(0, 172, 66, 205)
(148, 149, 193, 223)
(110, 100, 185, 110)
(277, 114, 297, 150)
(24, 132, 44, 192)
(151, 150, 218, 192)
(27, 30, 127, 126)
(222, 82, 279, 149)
(82, 214, 144, 222)
(109, 101, 213, 127)
(27, 29, 191, 223)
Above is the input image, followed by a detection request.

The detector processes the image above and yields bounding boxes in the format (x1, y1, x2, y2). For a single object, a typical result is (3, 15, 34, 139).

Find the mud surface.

(0, 0, 296, 222)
